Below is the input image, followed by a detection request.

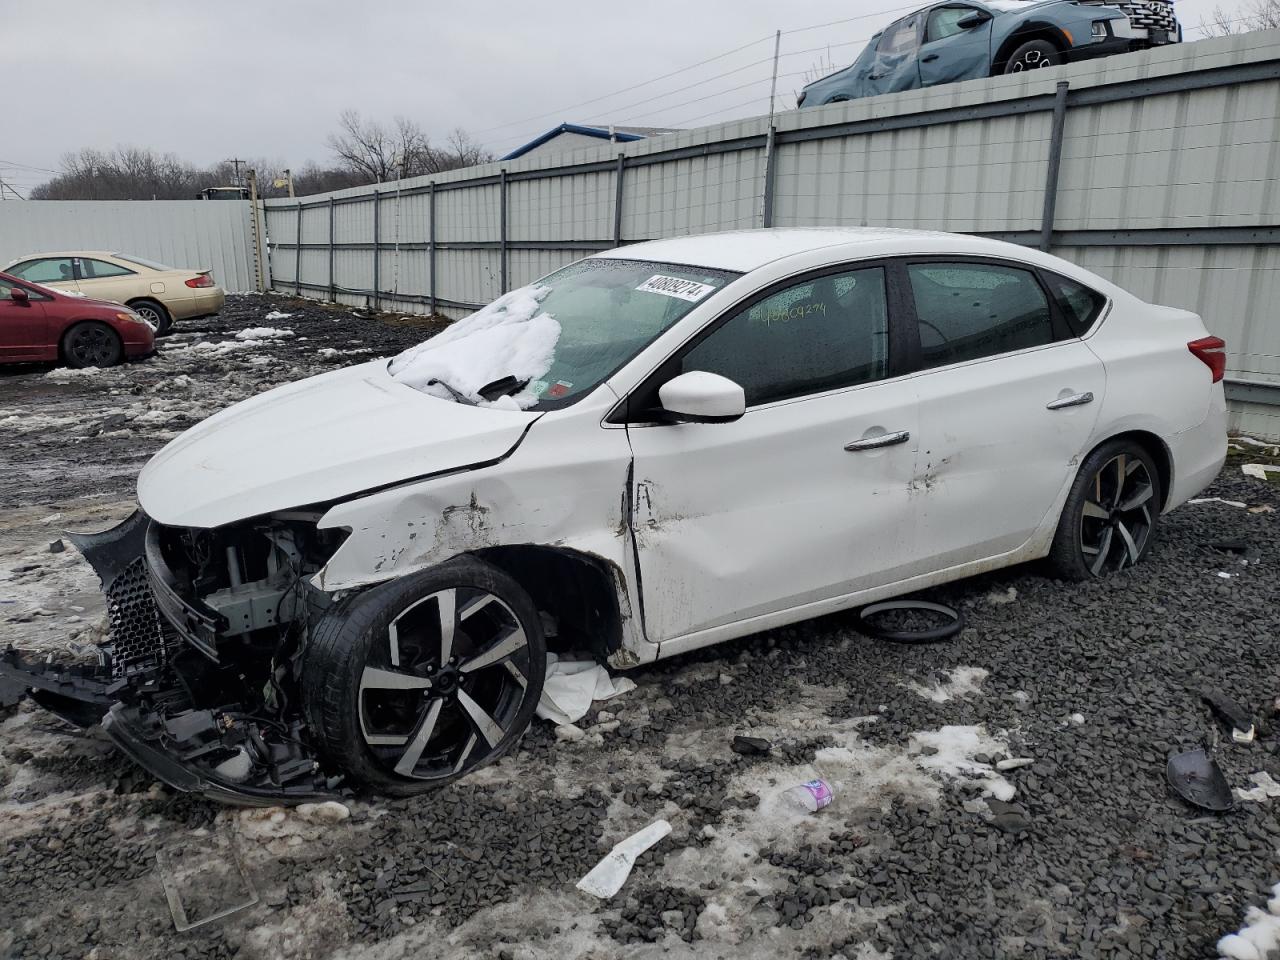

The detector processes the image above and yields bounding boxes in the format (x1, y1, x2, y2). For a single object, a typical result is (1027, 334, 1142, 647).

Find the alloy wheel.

(69, 327, 119, 367)
(1078, 454, 1155, 576)
(357, 587, 533, 780)
(1011, 50, 1051, 72)
(133, 303, 164, 332)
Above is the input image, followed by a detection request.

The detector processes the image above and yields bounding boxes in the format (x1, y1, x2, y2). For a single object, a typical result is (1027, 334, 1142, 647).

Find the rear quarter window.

(1044, 272, 1108, 336)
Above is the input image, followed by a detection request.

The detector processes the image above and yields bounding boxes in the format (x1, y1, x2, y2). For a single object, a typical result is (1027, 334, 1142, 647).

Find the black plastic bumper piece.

(0, 647, 118, 727)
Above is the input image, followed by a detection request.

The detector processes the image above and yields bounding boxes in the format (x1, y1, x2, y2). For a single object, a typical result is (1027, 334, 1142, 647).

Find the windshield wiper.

(477, 375, 529, 402)
(425, 378, 477, 405)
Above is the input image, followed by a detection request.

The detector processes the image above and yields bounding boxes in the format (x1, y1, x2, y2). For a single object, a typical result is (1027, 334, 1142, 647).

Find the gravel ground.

(2, 295, 1279, 960)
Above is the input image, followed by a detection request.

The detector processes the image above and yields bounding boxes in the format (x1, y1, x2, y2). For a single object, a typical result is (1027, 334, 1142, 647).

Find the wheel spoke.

(460, 625, 527, 674)
(503, 659, 528, 690)
(457, 688, 506, 747)
(437, 588, 458, 665)
(1090, 528, 1114, 576)
(394, 698, 444, 775)
(1119, 483, 1153, 512)
(1111, 456, 1126, 507)
(361, 665, 434, 692)
(1082, 500, 1109, 520)
(1115, 521, 1141, 565)
(453, 733, 478, 774)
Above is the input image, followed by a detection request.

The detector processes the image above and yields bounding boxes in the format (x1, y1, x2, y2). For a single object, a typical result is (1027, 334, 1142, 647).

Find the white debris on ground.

(1236, 772, 1280, 803)
(389, 285, 559, 408)
(577, 819, 673, 899)
(1217, 882, 1280, 960)
(985, 586, 1018, 605)
(908, 665, 989, 703)
(536, 654, 636, 726)
(235, 327, 295, 340)
(1189, 498, 1250, 508)
(1242, 463, 1280, 481)
(263, 310, 294, 321)
(908, 725, 1016, 801)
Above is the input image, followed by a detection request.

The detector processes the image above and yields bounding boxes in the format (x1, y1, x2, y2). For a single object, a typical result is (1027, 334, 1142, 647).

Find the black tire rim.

(1010, 49, 1053, 72)
(68, 326, 118, 367)
(358, 587, 533, 781)
(857, 599, 964, 644)
(1079, 453, 1155, 576)
(132, 304, 162, 332)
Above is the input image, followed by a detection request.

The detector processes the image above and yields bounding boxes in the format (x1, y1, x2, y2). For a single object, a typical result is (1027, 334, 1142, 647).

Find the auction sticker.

(635, 275, 717, 302)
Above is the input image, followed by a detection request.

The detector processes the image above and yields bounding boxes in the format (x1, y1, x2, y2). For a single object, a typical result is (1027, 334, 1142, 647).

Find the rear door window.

(80, 258, 136, 279)
(906, 261, 1056, 369)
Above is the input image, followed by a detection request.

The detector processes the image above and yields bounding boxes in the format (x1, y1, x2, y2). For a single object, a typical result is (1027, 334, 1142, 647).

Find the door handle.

(845, 430, 911, 451)
(921, 53, 939, 62)
(1046, 391, 1094, 410)
(868, 73, 885, 80)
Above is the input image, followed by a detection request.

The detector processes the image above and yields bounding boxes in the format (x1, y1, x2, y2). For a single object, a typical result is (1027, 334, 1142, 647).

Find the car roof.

(590, 227, 1021, 273)
(5, 251, 128, 266)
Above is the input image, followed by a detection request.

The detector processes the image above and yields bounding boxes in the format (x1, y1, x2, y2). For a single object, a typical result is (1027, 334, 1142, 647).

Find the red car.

(0, 271, 154, 368)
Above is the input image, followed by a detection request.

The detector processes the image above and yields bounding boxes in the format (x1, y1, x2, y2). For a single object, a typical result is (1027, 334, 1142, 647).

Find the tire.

(1003, 40, 1061, 74)
(303, 556, 546, 796)
(1046, 439, 1162, 581)
(129, 299, 171, 335)
(62, 322, 123, 369)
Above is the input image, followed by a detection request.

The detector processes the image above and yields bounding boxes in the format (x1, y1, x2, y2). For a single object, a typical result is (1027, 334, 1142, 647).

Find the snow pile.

(909, 665, 989, 703)
(388, 285, 559, 408)
(1237, 772, 1280, 803)
(1218, 882, 1280, 960)
(44, 366, 101, 381)
(263, 310, 294, 321)
(235, 327, 295, 340)
(909, 725, 1016, 800)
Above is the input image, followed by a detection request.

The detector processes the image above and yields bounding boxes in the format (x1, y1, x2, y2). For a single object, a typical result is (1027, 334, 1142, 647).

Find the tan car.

(2, 251, 225, 334)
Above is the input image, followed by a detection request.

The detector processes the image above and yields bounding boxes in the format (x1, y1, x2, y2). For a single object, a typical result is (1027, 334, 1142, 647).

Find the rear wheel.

(129, 299, 171, 335)
(1047, 439, 1162, 581)
(62, 322, 123, 369)
(1004, 40, 1061, 73)
(304, 557, 545, 795)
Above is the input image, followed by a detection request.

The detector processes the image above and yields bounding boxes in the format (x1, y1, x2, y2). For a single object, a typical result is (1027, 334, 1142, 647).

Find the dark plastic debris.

(48, 539, 65, 554)
(1201, 690, 1255, 738)
(1167, 748, 1234, 812)
(731, 735, 772, 756)
(856, 599, 964, 644)
(1208, 539, 1249, 554)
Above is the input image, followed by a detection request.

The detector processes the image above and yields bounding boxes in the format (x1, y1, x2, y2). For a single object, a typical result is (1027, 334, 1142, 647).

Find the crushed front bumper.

(0, 510, 340, 805)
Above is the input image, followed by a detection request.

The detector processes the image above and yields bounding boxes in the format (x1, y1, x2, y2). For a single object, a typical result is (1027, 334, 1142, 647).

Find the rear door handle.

(921, 53, 939, 62)
(845, 430, 911, 451)
(1046, 392, 1094, 410)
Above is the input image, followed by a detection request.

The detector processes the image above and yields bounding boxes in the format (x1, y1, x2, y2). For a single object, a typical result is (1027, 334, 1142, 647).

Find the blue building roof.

(501, 123, 676, 161)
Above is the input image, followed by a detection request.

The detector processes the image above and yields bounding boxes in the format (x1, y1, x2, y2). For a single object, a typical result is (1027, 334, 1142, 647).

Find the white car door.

(623, 265, 920, 645)
(902, 259, 1106, 567)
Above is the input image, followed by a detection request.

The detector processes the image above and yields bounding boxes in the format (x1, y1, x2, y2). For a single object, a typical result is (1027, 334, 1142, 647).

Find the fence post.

(372, 192, 380, 312)
(429, 182, 437, 316)
(499, 168, 508, 293)
(613, 153, 625, 247)
(1040, 80, 1070, 252)
(327, 196, 336, 300)
(293, 203, 302, 296)
(762, 125, 778, 228)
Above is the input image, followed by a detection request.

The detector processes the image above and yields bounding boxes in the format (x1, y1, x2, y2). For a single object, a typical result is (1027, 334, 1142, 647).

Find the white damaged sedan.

(2, 228, 1227, 802)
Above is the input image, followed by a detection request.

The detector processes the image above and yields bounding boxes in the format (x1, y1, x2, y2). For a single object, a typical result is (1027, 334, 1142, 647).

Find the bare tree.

(327, 110, 494, 183)
(1200, 0, 1280, 35)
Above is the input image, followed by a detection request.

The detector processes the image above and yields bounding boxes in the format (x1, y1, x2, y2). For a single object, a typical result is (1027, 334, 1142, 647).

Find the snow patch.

(262, 310, 294, 321)
(235, 327, 294, 340)
(44, 366, 102, 381)
(1218, 882, 1280, 960)
(908, 665, 989, 703)
(1237, 772, 1280, 803)
(909, 725, 1016, 801)
(389, 286, 559, 408)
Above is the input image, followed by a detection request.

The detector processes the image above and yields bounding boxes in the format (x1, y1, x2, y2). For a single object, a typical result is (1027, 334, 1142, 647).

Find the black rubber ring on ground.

(856, 599, 964, 644)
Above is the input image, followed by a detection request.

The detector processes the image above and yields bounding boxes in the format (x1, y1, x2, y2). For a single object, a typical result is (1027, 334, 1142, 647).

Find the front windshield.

(388, 258, 739, 409)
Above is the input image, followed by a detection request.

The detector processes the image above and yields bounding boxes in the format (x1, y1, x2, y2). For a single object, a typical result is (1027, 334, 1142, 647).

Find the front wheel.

(1003, 40, 1061, 74)
(62, 321, 123, 368)
(1047, 439, 1162, 581)
(303, 557, 546, 795)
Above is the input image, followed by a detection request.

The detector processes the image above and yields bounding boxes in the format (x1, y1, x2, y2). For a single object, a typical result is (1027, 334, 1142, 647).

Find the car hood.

(137, 360, 540, 528)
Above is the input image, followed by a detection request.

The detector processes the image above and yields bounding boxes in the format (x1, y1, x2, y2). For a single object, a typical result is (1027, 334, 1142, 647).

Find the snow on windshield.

(388, 285, 560, 409)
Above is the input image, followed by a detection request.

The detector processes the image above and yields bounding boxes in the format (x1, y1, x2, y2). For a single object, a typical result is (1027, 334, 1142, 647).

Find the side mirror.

(956, 11, 991, 28)
(8, 286, 29, 305)
(658, 371, 746, 424)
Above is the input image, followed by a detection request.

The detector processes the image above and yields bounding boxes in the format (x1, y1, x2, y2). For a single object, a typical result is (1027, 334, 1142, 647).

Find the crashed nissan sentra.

(1, 228, 1227, 803)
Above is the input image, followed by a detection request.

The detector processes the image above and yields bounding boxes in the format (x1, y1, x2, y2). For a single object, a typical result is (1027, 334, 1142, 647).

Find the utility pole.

(768, 29, 782, 123)
(225, 157, 245, 187)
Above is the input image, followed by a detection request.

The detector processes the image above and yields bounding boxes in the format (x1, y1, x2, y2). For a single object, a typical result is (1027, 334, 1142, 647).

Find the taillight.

(185, 274, 214, 288)
(1188, 336, 1226, 383)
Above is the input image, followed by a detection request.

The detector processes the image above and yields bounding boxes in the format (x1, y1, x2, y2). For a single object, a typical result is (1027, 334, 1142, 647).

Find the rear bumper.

(1166, 385, 1228, 509)
(170, 289, 226, 321)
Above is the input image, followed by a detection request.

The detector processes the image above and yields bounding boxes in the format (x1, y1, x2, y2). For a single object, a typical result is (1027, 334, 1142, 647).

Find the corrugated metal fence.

(0, 200, 261, 293)
(258, 30, 1276, 440)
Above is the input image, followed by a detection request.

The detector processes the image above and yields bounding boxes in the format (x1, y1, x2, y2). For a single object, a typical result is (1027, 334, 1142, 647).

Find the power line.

(0, 158, 56, 174)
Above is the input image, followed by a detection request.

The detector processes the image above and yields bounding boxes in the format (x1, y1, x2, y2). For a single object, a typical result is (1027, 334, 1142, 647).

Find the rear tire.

(1003, 40, 1061, 73)
(303, 557, 546, 796)
(62, 322, 123, 369)
(1047, 439, 1162, 581)
(129, 299, 171, 335)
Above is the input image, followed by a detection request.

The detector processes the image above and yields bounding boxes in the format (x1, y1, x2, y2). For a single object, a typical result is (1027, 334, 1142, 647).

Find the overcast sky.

(4, 0, 1235, 193)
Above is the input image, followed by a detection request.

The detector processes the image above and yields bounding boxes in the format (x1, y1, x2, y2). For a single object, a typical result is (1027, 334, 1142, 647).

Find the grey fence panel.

(0, 200, 258, 292)
(262, 30, 1280, 431)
